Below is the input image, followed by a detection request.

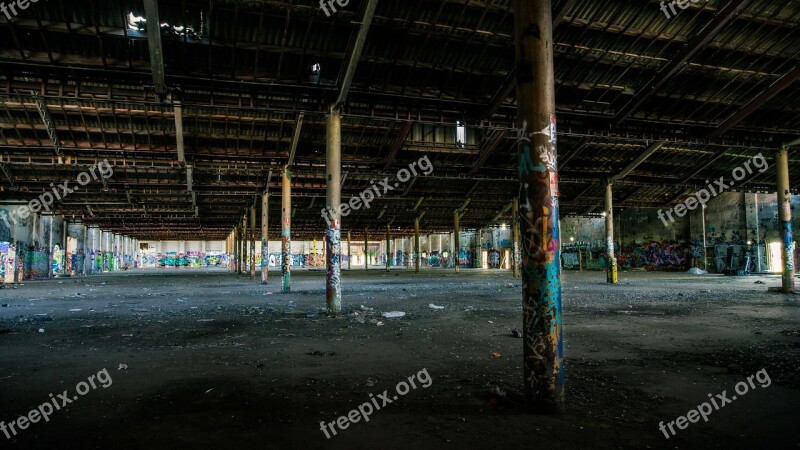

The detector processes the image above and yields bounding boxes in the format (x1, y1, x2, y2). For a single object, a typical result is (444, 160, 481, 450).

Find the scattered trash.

(700, 289, 710, 293)
(38, 328, 45, 333)
(205, 388, 214, 394)
(780, 329, 800, 337)
(360, 305, 374, 312)
(376, 321, 384, 326)
(355, 316, 365, 324)
(366, 379, 375, 387)
(382, 311, 406, 319)
(487, 320, 494, 324)
(511, 329, 522, 338)
(69, 309, 82, 312)
(754, 280, 766, 284)
(686, 267, 708, 275)
(197, 319, 215, 323)
(429, 304, 445, 310)
(265, 292, 273, 296)
(118, 363, 128, 370)
(490, 351, 502, 359)
(122, 334, 134, 337)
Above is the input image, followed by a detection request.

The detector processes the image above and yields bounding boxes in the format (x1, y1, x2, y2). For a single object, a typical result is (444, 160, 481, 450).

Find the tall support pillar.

(385, 225, 391, 272)
(512, 199, 520, 277)
(515, 0, 563, 412)
(60, 219, 68, 276)
(234, 224, 241, 274)
(326, 110, 342, 314)
(281, 167, 292, 292)
(605, 183, 618, 284)
(242, 214, 249, 275)
(776, 148, 795, 293)
(250, 206, 257, 280)
(702, 204, 708, 271)
(261, 191, 269, 284)
(414, 218, 420, 273)
(364, 229, 369, 270)
(454, 211, 460, 274)
(347, 231, 352, 271)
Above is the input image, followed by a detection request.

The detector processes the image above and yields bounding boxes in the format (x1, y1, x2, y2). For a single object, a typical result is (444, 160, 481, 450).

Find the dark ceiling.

(0, 0, 798, 240)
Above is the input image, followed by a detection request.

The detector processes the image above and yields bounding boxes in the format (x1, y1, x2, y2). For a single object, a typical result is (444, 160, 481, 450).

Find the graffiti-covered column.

(250, 206, 257, 280)
(261, 191, 269, 284)
(515, 0, 563, 412)
(281, 167, 292, 292)
(385, 225, 391, 272)
(326, 110, 342, 314)
(414, 218, 420, 273)
(605, 183, 618, 284)
(234, 224, 240, 274)
(512, 199, 521, 277)
(776, 147, 795, 293)
(454, 211, 460, 274)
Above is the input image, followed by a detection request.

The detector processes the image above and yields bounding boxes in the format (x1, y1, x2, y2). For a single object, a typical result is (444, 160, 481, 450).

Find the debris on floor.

(428, 304, 445, 310)
(382, 311, 406, 319)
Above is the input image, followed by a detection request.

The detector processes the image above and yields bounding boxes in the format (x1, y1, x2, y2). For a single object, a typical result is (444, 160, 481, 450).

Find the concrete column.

(81, 224, 88, 276)
(414, 218, 420, 273)
(261, 191, 269, 284)
(515, 0, 563, 412)
(234, 224, 241, 274)
(512, 199, 520, 277)
(242, 214, 249, 275)
(250, 206, 256, 280)
(454, 211, 460, 274)
(281, 167, 292, 292)
(364, 229, 368, 270)
(605, 183, 618, 284)
(702, 204, 708, 271)
(347, 231, 352, 271)
(385, 224, 391, 272)
(326, 110, 342, 314)
(776, 148, 795, 293)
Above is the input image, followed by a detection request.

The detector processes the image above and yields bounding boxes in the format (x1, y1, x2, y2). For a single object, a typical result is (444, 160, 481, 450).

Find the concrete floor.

(0, 268, 798, 449)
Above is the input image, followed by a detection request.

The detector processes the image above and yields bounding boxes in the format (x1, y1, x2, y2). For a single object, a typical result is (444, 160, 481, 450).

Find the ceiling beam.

(383, 121, 413, 170)
(467, 130, 508, 175)
(143, 0, 166, 96)
(612, 0, 754, 126)
(708, 65, 800, 137)
(287, 112, 304, 166)
(609, 140, 665, 182)
(333, 0, 379, 110)
(32, 94, 62, 160)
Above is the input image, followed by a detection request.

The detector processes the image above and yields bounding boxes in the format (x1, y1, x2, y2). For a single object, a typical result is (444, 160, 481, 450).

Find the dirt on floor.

(0, 268, 798, 450)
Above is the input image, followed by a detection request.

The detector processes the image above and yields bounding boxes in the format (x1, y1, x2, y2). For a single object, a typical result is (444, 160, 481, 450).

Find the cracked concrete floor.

(0, 268, 798, 449)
